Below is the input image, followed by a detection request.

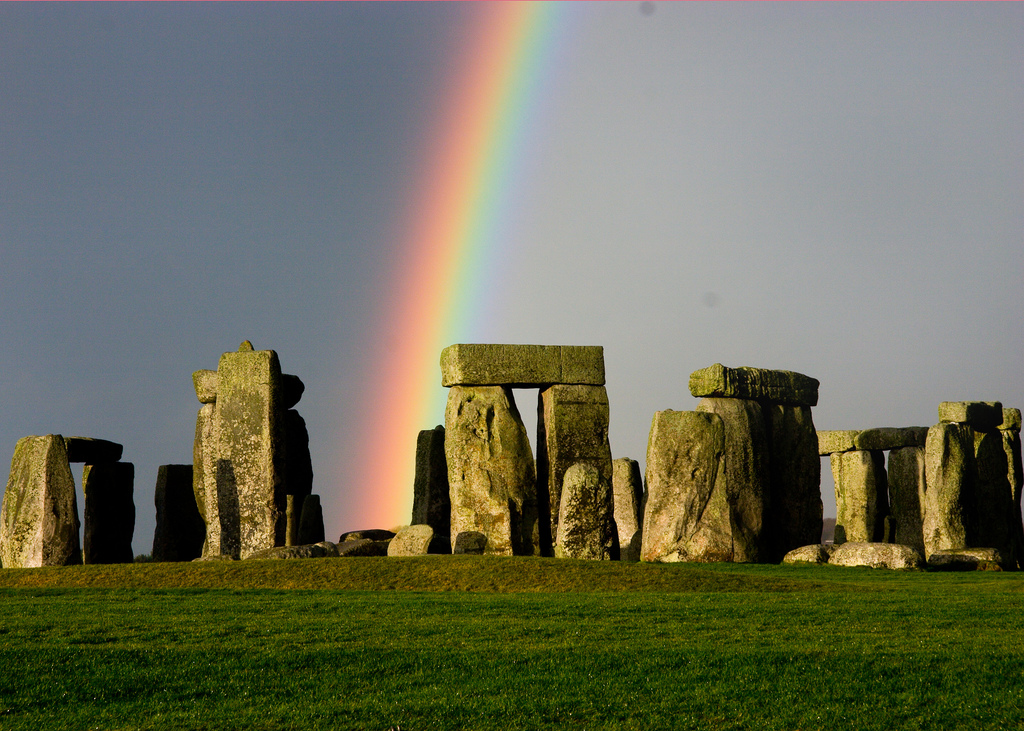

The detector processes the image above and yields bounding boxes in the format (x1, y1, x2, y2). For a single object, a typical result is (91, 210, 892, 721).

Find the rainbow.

(348, 3, 571, 530)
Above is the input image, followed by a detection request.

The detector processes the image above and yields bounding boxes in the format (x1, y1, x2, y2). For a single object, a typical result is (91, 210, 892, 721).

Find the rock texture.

(612, 458, 644, 561)
(764, 404, 823, 561)
(441, 344, 605, 388)
(923, 422, 974, 558)
(336, 538, 391, 557)
(152, 464, 205, 562)
(688, 363, 819, 406)
(887, 446, 927, 555)
(782, 544, 833, 565)
(537, 384, 612, 553)
(831, 450, 888, 544)
(938, 401, 1003, 430)
(854, 427, 929, 451)
(445, 385, 538, 556)
(452, 531, 487, 555)
(411, 425, 450, 536)
(642, 410, 731, 563)
(818, 430, 857, 455)
(829, 542, 924, 570)
(82, 462, 135, 564)
(247, 541, 339, 560)
(927, 547, 1004, 570)
(554, 462, 617, 560)
(388, 524, 439, 556)
(0, 435, 81, 568)
(339, 529, 396, 543)
(695, 397, 769, 562)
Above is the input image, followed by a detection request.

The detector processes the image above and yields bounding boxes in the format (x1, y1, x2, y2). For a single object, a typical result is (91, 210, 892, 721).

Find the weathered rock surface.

(446, 385, 538, 556)
(1000, 408, 1022, 432)
(192, 553, 237, 562)
(441, 343, 605, 387)
(688, 363, 819, 407)
(283, 409, 313, 501)
(297, 493, 325, 546)
(1002, 425, 1024, 569)
(782, 544, 833, 565)
(764, 404, 822, 561)
(0, 435, 81, 568)
(923, 422, 974, 558)
(854, 427, 929, 451)
(452, 531, 487, 555)
(388, 524, 443, 556)
(215, 344, 287, 558)
(339, 529, 396, 543)
(152, 464, 205, 562)
(927, 547, 1004, 570)
(887, 446, 927, 555)
(64, 437, 123, 464)
(82, 461, 135, 564)
(285, 494, 304, 547)
(831, 450, 887, 544)
(336, 538, 390, 557)
(828, 542, 924, 570)
(972, 429, 1013, 563)
(696, 397, 769, 562)
(818, 430, 857, 455)
(612, 458, 644, 561)
(554, 463, 617, 560)
(537, 384, 612, 553)
(938, 401, 1003, 430)
(411, 425, 450, 536)
(247, 541, 339, 560)
(192, 369, 218, 404)
(642, 410, 731, 563)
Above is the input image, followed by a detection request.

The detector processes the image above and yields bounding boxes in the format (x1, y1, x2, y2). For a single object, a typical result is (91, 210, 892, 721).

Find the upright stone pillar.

(283, 409, 313, 501)
(831, 450, 887, 544)
(537, 384, 612, 555)
(695, 397, 768, 562)
(612, 458, 644, 561)
(555, 462, 617, 560)
(764, 404, 822, 561)
(0, 435, 81, 568)
(1000, 409, 1023, 568)
(923, 422, 975, 558)
(641, 410, 730, 562)
(411, 425, 450, 537)
(215, 343, 286, 558)
(297, 493, 325, 545)
(82, 462, 135, 564)
(973, 427, 1012, 561)
(445, 385, 538, 556)
(887, 446, 926, 555)
(152, 465, 205, 562)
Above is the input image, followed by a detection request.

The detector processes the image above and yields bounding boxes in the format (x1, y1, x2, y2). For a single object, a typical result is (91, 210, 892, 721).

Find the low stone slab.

(828, 542, 924, 570)
(339, 529, 396, 542)
(64, 437, 123, 464)
(336, 538, 390, 557)
(688, 363, 819, 407)
(818, 430, 857, 455)
(246, 542, 340, 560)
(452, 531, 486, 554)
(388, 524, 436, 556)
(782, 544, 834, 565)
(927, 547, 1004, 570)
(999, 408, 1022, 432)
(192, 370, 218, 403)
(440, 344, 605, 387)
(938, 401, 1003, 430)
(854, 427, 929, 451)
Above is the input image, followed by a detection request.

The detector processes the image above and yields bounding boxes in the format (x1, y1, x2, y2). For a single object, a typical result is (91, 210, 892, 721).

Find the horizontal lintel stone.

(817, 430, 857, 455)
(688, 363, 819, 406)
(999, 408, 1021, 432)
(64, 437, 123, 464)
(440, 344, 605, 387)
(938, 401, 1003, 430)
(853, 426, 929, 451)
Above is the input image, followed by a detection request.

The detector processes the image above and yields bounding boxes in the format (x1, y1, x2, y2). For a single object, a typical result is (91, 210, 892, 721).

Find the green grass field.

(1, 557, 1022, 730)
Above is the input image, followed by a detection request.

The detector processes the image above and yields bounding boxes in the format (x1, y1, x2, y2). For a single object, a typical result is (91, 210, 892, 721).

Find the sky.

(1, 2, 1021, 556)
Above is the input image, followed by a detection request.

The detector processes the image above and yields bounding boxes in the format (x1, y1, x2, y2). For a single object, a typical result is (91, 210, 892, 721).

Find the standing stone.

(283, 409, 314, 502)
(923, 422, 975, 558)
(192, 402, 231, 557)
(0, 435, 81, 568)
(555, 462, 617, 560)
(445, 385, 538, 556)
(537, 384, 612, 555)
(831, 450, 888, 545)
(612, 458, 644, 561)
(764, 404, 822, 561)
(285, 494, 305, 547)
(973, 427, 1013, 561)
(411, 425, 450, 537)
(695, 398, 769, 562)
(297, 493, 325, 546)
(215, 344, 286, 558)
(1000, 412, 1023, 569)
(641, 410, 731, 563)
(887, 446, 927, 555)
(152, 465, 204, 562)
(82, 462, 135, 564)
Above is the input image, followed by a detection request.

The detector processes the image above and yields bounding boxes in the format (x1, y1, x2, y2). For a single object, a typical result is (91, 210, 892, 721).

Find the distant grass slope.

(1, 558, 1022, 730)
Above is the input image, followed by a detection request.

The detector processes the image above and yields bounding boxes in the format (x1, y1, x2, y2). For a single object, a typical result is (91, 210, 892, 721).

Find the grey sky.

(2, 3, 1021, 554)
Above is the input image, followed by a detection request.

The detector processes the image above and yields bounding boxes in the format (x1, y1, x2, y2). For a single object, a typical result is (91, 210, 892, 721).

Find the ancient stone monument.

(441, 344, 612, 558)
(612, 458, 644, 561)
(191, 341, 314, 559)
(82, 461, 135, 564)
(411, 425, 450, 538)
(152, 464, 204, 562)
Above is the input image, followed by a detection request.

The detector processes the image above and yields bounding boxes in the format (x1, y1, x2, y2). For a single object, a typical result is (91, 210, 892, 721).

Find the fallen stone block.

(388, 524, 443, 556)
(64, 437, 123, 464)
(938, 401, 1003, 430)
(453, 531, 487, 555)
(828, 542, 924, 570)
(336, 538, 390, 557)
(854, 427, 929, 451)
(82, 462, 135, 564)
(782, 544, 834, 565)
(818, 430, 857, 456)
(0, 435, 81, 568)
(555, 463, 617, 560)
(152, 465, 205, 562)
(927, 547, 1004, 571)
(411, 425, 450, 537)
(247, 541, 340, 560)
(440, 344, 605, 387)
(339, 529, 396, 543)
(688, 363, 819, 407)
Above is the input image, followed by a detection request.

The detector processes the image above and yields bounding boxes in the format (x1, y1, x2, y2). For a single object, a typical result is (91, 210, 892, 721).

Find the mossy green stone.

(854, 427, 928, 451)
(688, 363, 819, 406)
(554, 462, 617, 560)
(817, 430, 857, 455)
(887, 446, 927, 555)
(923, 423, 974, 558)
(938, 401, 1003, 430)
(440, 344, 605, 387)
(831, 450, 887, 544)
(999, 408, 1021, 431)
